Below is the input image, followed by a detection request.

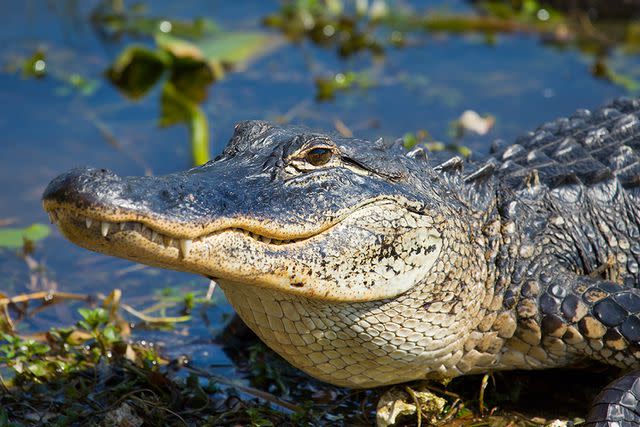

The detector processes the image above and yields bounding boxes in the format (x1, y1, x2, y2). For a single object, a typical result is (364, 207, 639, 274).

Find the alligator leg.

(516, 263, 640, 425)
(572, 281, 640, 426)
(585, 370, 640, 426)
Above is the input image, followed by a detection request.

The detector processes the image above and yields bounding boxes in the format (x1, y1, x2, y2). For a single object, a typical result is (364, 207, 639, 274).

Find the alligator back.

(487, 98, 640, 288)
(491, 98, 640, 197)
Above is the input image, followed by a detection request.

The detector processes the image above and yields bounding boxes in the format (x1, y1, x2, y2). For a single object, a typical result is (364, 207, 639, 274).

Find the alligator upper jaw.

(41, 196, 332, 246)
(40, 165, 339, 251)
(43, 201, 320, 259)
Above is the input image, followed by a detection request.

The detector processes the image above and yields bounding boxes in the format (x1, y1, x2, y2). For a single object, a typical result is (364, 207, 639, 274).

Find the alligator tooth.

(179, 239, 192, 258)
(119, 222, 126, 231)
(163, 236, 173, 248)
(48, 211, 58, 224)
(85, 218, 93, 228)
(263, 238, 272, 244)
(151, 230, 159, 242)
(101, 222, 110, 237)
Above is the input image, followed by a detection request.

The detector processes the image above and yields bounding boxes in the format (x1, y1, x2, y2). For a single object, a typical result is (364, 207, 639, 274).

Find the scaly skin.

(42, 98, 640, 423)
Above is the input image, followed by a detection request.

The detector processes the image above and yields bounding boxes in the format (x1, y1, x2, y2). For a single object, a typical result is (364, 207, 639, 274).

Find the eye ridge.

(304, 147, 334, 166)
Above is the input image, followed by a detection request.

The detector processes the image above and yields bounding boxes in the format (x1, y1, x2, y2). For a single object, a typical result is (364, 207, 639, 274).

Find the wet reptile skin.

(42, 98, 640, 424)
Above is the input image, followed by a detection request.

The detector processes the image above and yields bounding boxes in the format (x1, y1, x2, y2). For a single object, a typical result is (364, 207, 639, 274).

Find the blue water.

(0, 0, 636, 394)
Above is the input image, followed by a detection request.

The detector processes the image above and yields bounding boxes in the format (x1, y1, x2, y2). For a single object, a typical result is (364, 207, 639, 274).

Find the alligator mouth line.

(46, 208, 312, 259)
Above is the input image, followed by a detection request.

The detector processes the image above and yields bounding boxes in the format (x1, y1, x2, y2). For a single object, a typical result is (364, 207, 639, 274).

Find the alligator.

(43, 98, 640, 426)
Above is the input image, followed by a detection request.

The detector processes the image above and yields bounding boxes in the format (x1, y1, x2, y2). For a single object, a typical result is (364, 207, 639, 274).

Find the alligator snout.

(43, 167, 127, 210)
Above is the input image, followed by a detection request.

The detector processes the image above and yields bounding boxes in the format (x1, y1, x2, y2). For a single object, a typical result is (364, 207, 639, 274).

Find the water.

(0, 0, 637, 420)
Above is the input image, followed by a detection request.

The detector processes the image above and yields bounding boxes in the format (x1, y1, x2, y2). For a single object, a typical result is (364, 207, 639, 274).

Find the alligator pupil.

(305, 147, 332, 166)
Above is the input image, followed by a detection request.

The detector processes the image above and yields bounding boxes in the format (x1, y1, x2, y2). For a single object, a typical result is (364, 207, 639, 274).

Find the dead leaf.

(457, 110, 495, 135)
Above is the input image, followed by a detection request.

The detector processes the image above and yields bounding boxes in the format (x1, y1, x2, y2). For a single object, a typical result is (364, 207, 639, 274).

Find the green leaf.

(160, 81, 210, 165)
(106, 45, 172, 99)
(101, 325, 119, 344)
(0, 224, 50, 249)
(156, 31, 278, 78)
(26, 362, 48, 378)
(78, 308, 109, 329)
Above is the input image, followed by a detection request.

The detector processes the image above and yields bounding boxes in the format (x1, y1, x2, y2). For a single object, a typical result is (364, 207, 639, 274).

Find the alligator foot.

(585, 370, 640, 426)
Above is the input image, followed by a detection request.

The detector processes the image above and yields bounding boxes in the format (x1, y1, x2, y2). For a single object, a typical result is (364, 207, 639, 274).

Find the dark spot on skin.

(561, 294, 581, 322)
(598, 282, 623, 293)
(620, 315, 640, 343)
(563, 328, 576, 341)
(614, 293, 640, 313)
(291, 282, 304, 288)
(603, 327, 627, 349)
(593, 298, 628, 327)
(541, 314, 565, 335)
(521, 280, 540, 298)
(503, 290, 517, 309)
(539, 293, 559, 315)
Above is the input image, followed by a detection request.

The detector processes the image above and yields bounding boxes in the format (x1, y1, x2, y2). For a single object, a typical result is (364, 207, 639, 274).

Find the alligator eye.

(305, 147, 333, 166)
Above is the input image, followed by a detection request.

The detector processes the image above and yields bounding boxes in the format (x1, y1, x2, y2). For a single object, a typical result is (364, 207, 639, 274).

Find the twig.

(117, 301, 191, 324)
(0, 217, 17, 227)
(419, 381, 462, 400)
(478, 372, 491, 415)
(184, 365, 303, 413)
(0, 290, 190, 325)
(440, 398, 463, 423)
(1, 303, 14, 331)
(0, 371, 10, 394)
(205, 280, 217, 300)
(0, 291, 88, 307)
(405, 386, 423, 427)
(129, 395, 189, 427)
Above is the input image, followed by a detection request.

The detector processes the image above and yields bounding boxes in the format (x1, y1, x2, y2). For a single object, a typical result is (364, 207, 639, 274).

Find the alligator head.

(43, 121, 494, 387)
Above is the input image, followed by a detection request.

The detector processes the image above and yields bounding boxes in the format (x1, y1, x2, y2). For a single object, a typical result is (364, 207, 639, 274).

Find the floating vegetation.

(263, 0, 392, 58)
(20, 50, 47, 79)
(0, 224, 50, 250)
(402, 129, 472, 158)
(266, 0, 640, 95)
(91, 0, 219, 40)
(5, 48, 100, 97)
(315, 71, 375, 101)
(107, 28, 278, 166)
